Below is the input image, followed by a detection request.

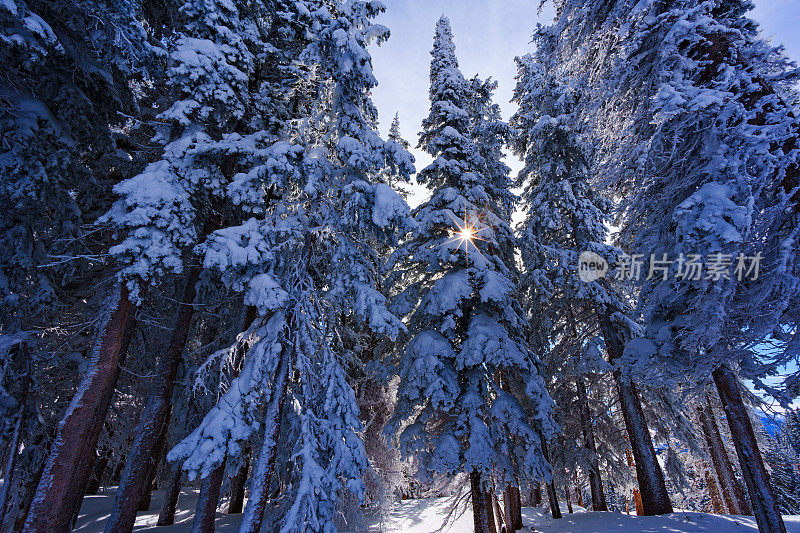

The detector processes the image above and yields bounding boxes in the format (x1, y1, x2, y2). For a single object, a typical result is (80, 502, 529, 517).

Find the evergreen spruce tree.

(95, 0, 285, 527)
(5, 0, 165, 528)
(383, 112, 413, 198)
(763, 428, 800, 515)
(389, 112, 410, 150)
(535, 2, 800, 529)
(387, 16, 555, 533)
(784, 410, 800, 457)
(511, 42, 673, 515)
(166, 2, 415, 531)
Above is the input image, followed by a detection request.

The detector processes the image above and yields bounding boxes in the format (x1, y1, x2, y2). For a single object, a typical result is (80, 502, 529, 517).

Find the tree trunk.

(545, 480, 562, 520)
(468, 472, 491, 533)
(227, 451, 250, 514)
(104, 268, 201, 533)
(577, 378, 608, 511)
(137, 460, 158, 513)
(192, 461, 225, 533)
(137, 477, 156, 513)
(698, 396, 751, 515)
(565, 484, 573, 514)
(485, 491, 497, 533)
(8, 441, 49, 532)
(138, 413, 171, 513)
(0, 343, 29, 526)
(713, 366, 786, 533)
(599, 310, 672, 515)
(575, 470, 584, 508)
(537, 434, 561, 520)
(23, 284, 137, 532)
(85, 449, 110, 495)
(112, 457, 125, 482)
(157, 463, 183, 526)
(533, 485, 542, 506)
(510, 485, 522, 530)
(503, 487, 515, 532)
(502, 486, 521, 531)
(239, 348, 291, 533)
(705, 469, 726, 514)
(491, 489, 505, 533)
(192, 305, 257, 529)
(633, 488, 643, 515)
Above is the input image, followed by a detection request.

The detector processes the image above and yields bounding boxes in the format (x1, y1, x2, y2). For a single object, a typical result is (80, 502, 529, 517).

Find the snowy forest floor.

(73, 487, 800, 532)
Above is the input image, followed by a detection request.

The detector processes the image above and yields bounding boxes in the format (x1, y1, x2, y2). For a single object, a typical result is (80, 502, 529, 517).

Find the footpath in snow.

(74, 488, 800, 532)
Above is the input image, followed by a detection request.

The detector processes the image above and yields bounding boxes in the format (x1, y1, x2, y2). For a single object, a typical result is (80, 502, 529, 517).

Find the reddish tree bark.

(23, 284, 137, 532)
(467, 472, 489, 533)
(227, 451, 250, 514)
(137, 476, 156, 513)
(713, 367, 786, 533)
(104, 267, 201, 533)
(192, 461, 226, 533)
(503, 485, 522, 531)
(137, 412, 171, 513)
(633, 488, 643, 515)
(157, 463, 183, 526)
(503, 486, 515, 532)
(577, 378, 608, 512)
(545, 479, 562, 520)
(599, 310, 672, 515)
(705, 470, 726, 514)
(510, 486, 522, 530)
(698, 396, 750, 515)
(485, 491, 497, 533)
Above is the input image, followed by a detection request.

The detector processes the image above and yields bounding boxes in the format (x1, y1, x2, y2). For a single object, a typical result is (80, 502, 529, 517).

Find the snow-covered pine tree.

(784, 410, 800, 457)
(0, 0, 154, 333)
(387, 16, 555, 533)
(533, 2, 800, 530)
(389, 112, 410, 150)
(384, 112, 414, 199)
(468, 71, 527, 528)
(92, 0, 289, 527)
(165, 2, 415, 531)
(510, 45, 672, 515)
(762, 427, 800, 515)
(467, 75, 515, 224)
(608, 2, 796, 529)
(6, 0, 165, 529)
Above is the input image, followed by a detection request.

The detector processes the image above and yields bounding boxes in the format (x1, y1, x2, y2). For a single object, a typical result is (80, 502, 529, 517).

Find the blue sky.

(370, 0, 800, 206)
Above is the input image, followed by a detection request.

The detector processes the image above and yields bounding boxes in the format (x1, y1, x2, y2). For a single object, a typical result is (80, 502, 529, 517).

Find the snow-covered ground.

(74, 488, 242, 533)
(74, 488, 800, 532)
